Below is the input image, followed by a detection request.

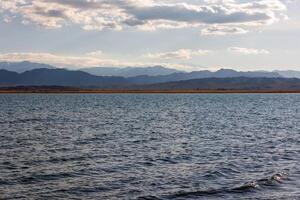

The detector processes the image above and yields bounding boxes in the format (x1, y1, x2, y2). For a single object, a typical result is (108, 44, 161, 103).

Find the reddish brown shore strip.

(1, 89, 300, 94)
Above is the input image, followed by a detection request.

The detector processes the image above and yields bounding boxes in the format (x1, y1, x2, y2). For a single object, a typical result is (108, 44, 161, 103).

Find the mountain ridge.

(129, 68, 282, 84)
(0, 68, 299, 90)
(79, 65, 182, 77)
(130, 77, 300, 90)
(3, 61, 298, 79)
(0, 68, 130, 88)
(275, 70, 300, 78)
(0, 61, 55, 73)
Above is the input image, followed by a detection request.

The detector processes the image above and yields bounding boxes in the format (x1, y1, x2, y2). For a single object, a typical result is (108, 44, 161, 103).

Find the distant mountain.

(80, 66, 182, 77)
(275, 70, 300, 79)
(214, 69, 281, 78)
(129, 69, 282, 84)
(0, 68, 130, 88)
(0, 68, 299, 91)
(0, 61, 55, 73)
(81, 67, 281, 80)
(131, 77, 300, 90)
(0, 61, 284, 82)
(0, 70, 19, 84)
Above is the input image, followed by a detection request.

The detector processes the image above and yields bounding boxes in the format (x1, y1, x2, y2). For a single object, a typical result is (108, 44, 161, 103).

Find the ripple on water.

(0, 94, 299, 199)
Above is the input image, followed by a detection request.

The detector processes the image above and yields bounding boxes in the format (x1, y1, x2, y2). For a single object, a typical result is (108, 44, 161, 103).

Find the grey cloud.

(201, 26, 249, 35)
(34, 8, 66, 18)
(128, 4, 271, 24)
(0, 0, 288, 33)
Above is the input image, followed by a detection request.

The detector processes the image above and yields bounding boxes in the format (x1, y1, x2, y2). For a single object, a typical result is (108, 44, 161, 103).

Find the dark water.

(0, 94, 299, 200)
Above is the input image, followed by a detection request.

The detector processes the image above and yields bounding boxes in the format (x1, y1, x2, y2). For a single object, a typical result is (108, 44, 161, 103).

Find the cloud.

(0, 0, 288, 34)
(2, 15, 12, 23)
(146, 49, 212, 60)
(0, 52, 206, 71)
(201, 25, 249, 35)
(85, 50, 103, 57)
(228, 47, 270, 55)
(0, 52, 119, 68)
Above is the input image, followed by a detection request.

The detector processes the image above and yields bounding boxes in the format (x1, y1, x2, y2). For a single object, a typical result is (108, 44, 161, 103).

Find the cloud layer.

(201, 25, 249, 35)
(0, 52, 198, 71)
(228, 47, 270, 55)
(0, 0, 288, 34)
(146, 49, 212, 60)
(0, 52, 119, 68)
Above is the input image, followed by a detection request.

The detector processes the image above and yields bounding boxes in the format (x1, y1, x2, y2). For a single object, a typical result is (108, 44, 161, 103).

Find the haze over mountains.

(0, 61, 300, 90)
(80, 66, 182, 77)
(0, 61, 55, 73)
(128, 69, 282, 84)
(131, 77, 300, 90)
(274, 70, 300, 79)
(0, 62, 300, 90)
(0, 61, 299, 78)
(0, 68, 128, 88)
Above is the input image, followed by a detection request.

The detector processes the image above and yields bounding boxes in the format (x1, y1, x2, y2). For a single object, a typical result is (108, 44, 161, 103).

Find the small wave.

(158, 157, 177, 164)
(137, 195, 164, 200)
(255, 172, 286, 187)
(232, 181, 260, 192)
(4, 118, 45, 124)
(138, 172, 287, 199)
(17, 172, 77, 184)
(55, 186, 111, 195)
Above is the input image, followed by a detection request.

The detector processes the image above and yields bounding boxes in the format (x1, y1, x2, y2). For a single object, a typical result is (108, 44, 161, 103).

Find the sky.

(0, 0, 299, 71)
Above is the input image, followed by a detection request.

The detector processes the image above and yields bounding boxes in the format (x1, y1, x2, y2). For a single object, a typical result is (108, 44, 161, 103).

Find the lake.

(0, 94, 299, 199)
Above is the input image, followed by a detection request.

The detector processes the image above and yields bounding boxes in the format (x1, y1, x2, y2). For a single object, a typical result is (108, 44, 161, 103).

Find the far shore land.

(1, 88, 300, 94)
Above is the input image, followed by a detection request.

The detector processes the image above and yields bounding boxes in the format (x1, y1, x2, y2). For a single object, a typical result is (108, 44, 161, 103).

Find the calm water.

(0, 94, 299, 200)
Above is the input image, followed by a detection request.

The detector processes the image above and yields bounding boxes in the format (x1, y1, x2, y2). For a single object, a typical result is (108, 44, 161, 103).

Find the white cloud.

(2, 15, 12, 23)
(85, 50, 103, 57)
(201, 25, 249, 35)
(146, 49, 212, 60)
(0, 0, 288, 34)
(0, 52, 208, 71)
(228, 47, 270, 55)
(0, 52, 119, 68)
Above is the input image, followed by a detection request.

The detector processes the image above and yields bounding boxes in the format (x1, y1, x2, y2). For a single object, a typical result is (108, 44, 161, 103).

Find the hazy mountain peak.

(217, 68, 236, 72)
(0, 68, 299, 91)
(275, 70, 300, 78)
(80, 65, 183, 77)
(0, 61, 55, 73)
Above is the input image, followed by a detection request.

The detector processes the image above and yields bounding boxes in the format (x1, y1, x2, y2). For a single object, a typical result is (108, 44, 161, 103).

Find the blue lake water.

(0, 94, 299, 199)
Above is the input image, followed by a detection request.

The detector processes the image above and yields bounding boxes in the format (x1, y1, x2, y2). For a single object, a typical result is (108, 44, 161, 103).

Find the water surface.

(0, 94, 299, 199)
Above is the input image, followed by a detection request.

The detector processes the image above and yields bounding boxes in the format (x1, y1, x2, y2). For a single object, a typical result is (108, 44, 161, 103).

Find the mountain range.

(0, 68, 129, 88)
(0, 61, 55, 73)
(128, 69, 282, 84)
(1, 61, 299, 79)
(274, 70, 300, 78)
(131, 77, 300, 90)
(79, 66, 182, 77)
(0, 67, 300, 90)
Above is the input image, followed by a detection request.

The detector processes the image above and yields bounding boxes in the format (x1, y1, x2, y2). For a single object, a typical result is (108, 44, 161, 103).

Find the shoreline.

(1, 89, 300, 94)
